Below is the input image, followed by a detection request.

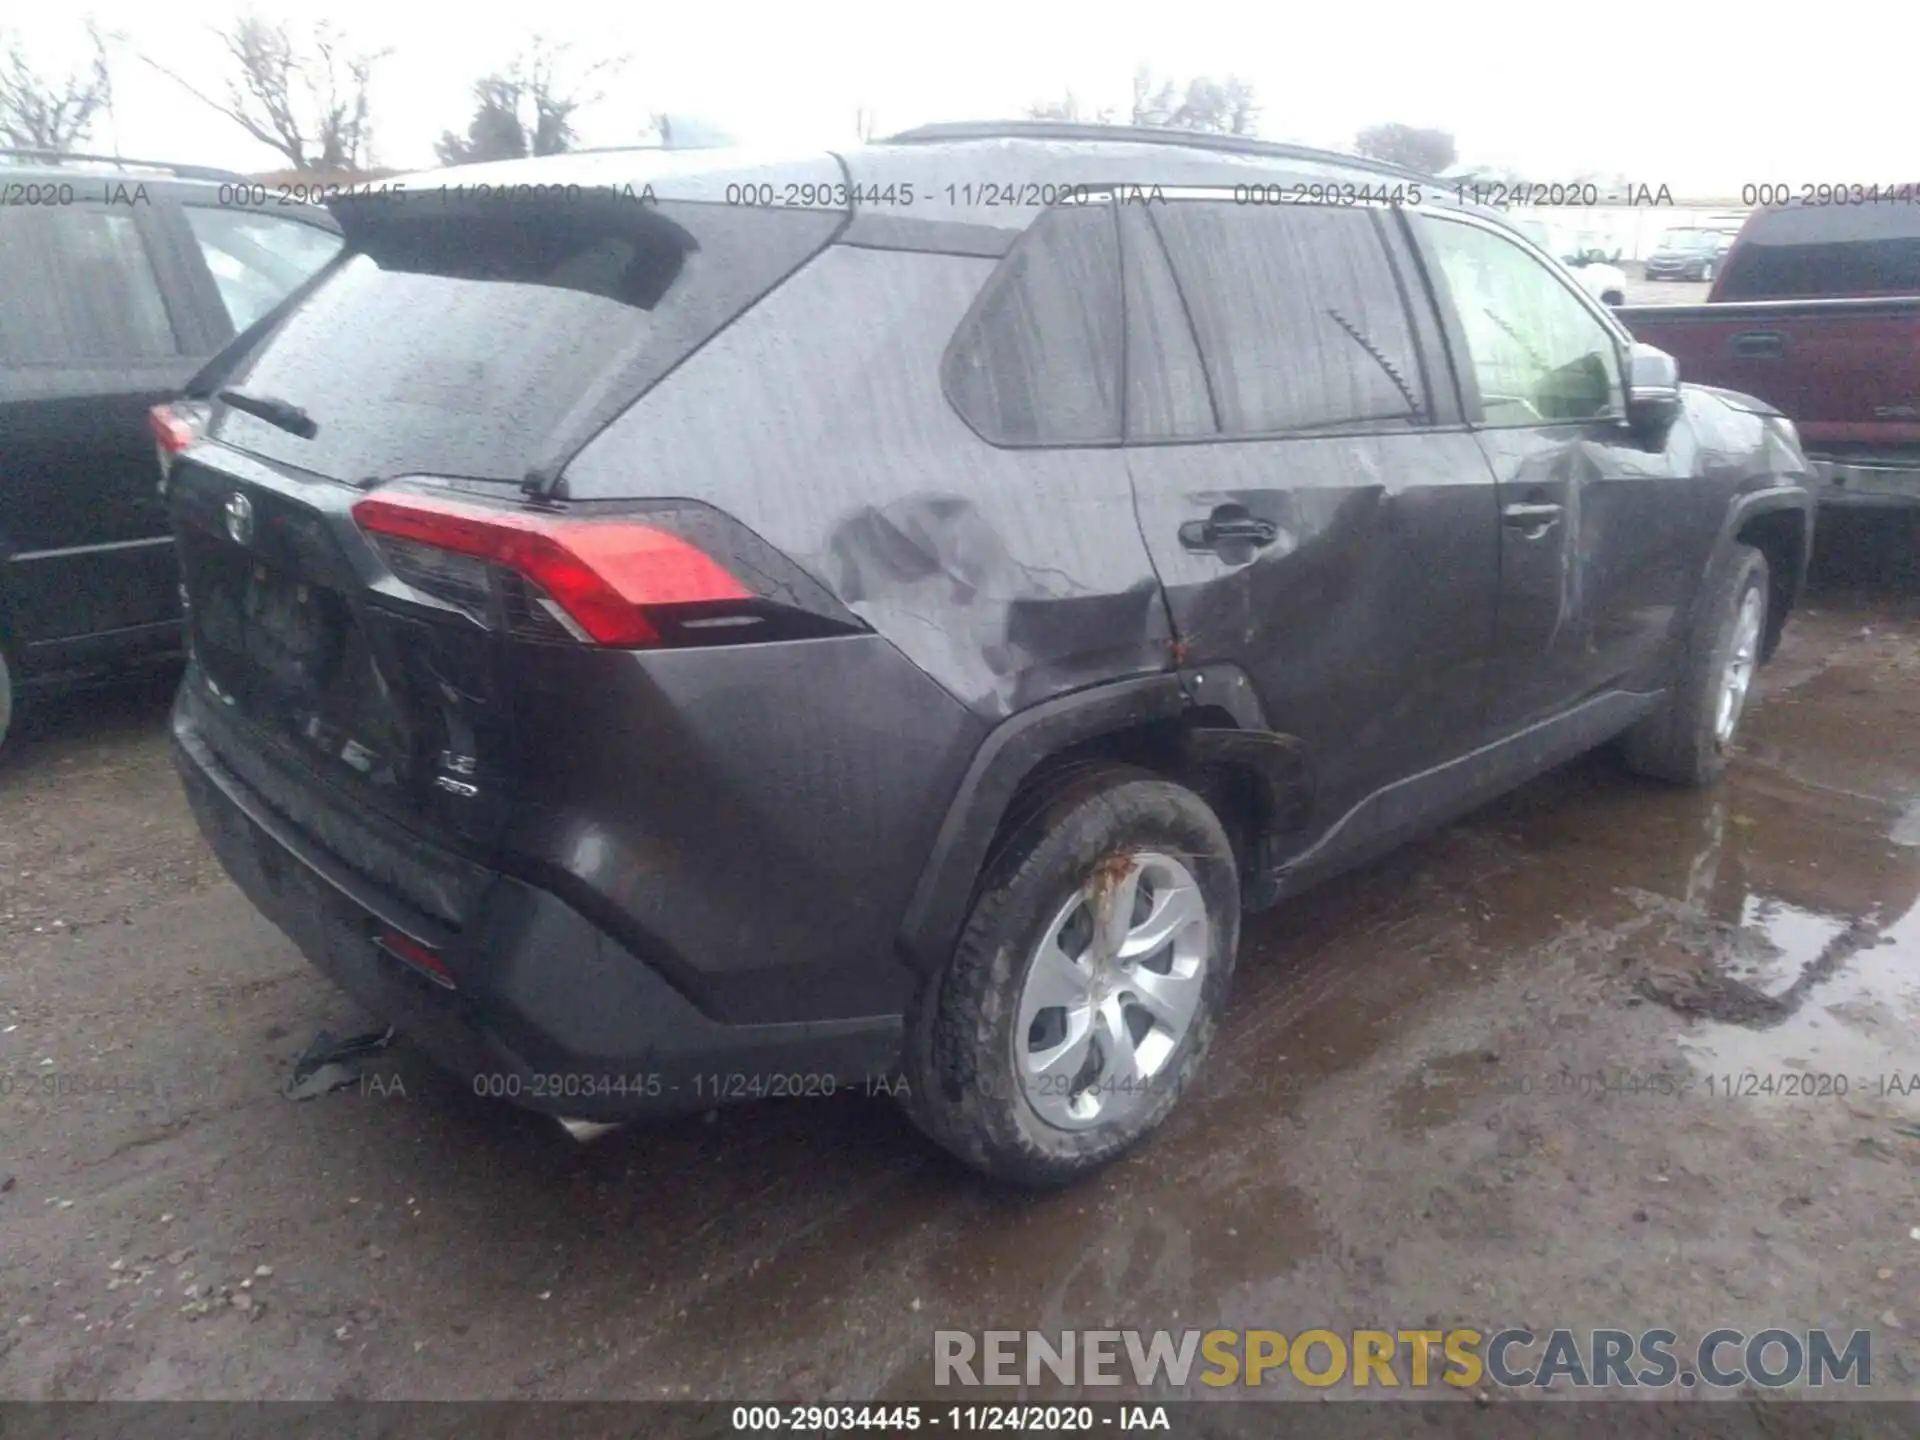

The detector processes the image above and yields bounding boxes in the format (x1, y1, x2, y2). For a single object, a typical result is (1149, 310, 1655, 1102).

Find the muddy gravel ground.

(3, 512, 1919, 1416)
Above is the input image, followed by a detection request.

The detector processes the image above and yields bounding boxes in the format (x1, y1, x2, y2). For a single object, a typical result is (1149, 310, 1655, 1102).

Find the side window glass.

(944, 202, 1121, 445)
(1416, 216, 1623, 425)
(183, 207, 344, 332)
(1147, 201, 1427, 437)
(0, 205, 177, 364)
(1121, 210, 1217, 440)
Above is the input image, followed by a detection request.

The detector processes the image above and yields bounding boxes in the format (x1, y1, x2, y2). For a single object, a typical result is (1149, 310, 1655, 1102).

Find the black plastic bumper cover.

(173, 698, 904, 1120)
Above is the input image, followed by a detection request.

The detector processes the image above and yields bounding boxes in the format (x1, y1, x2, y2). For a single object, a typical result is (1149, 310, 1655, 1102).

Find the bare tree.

(0, 21, 116, 151)
(436, 77, 528, 165)
(146, 15, 389, 172)
(526, 39, 622, 155)
(1130, 69, 1258, 135)
(1353, 122, 1457, 175)
(438, 39, 627, 166)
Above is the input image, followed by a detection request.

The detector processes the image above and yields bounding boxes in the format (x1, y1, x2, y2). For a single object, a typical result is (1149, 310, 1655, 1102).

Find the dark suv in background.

(161, 123, 1814, 1186)
(1644, 225, 1736, 282)
(0, 151, 342, 751)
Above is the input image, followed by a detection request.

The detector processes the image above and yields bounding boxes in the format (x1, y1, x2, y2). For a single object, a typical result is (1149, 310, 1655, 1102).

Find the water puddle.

(1673, 892, 1920, 1118)
(1605, 686, 1920, 1117)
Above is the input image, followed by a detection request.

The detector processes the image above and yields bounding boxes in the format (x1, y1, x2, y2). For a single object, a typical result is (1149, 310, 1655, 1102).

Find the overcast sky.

(10, 1, 1908, 194)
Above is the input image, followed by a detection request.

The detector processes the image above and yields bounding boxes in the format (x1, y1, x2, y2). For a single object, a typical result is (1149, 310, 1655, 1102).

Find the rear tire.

(900, 766, 1239, 1187)
(1622, 545, 1769, 786)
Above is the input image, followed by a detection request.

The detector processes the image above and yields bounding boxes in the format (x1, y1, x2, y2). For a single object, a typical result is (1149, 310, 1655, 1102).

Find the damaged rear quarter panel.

(563, 243, 1173, 721)
(500, 636, 983, 1023)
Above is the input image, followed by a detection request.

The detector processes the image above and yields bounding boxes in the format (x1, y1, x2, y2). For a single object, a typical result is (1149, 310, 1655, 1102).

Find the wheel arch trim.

(895, 669, 1318, 973)
(1721, 484, 1814, 656)
(895, 675, 1187, 973)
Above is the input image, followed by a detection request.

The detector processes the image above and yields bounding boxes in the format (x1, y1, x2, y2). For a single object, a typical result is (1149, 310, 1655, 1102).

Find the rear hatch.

(168, 171, 848, 867)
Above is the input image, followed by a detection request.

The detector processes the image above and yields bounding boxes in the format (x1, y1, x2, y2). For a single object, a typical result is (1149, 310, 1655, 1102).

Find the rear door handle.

(1502, 501, 1563, 537)
(1730, 330, 1786, 359)
(1179, 507, 1279, 554)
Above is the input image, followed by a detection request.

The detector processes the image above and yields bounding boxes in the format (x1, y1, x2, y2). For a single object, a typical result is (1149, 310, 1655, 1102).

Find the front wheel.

(1622, 545, 1769, 786)
(900, 766, 1239, 1187)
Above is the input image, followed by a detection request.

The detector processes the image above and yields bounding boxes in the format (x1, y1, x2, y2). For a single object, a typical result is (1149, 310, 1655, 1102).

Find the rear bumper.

(173, 697, 903, 1120)
(1810, 457, 1920, 509)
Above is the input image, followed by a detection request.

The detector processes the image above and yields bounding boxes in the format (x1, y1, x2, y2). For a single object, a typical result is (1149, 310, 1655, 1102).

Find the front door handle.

(1179, 506, 1279, 554)
(1502, 501, 1563, 538)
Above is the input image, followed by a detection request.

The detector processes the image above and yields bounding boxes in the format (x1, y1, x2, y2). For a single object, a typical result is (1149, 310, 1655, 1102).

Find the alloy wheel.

(1013, 851, 1211, 1131)
(1716, 586, 1764, 748)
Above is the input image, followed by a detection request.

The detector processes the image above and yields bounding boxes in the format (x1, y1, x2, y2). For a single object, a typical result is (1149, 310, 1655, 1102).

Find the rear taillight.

(151, 404, 198, 453)
(352, 491, 756, 648)
(151, 402, 209, 496)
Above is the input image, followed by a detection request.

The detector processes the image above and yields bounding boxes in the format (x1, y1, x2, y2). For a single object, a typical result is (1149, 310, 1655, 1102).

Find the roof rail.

(876, 121, 1433, 184)
(0, 148, 247, 183)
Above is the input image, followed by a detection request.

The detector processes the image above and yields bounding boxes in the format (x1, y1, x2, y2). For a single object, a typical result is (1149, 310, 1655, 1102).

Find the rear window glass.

(0, 205, 178, 365)
(183, 207, 343, 332)
(214, 198, 841, 483)
(1715, 204, 1920, 300)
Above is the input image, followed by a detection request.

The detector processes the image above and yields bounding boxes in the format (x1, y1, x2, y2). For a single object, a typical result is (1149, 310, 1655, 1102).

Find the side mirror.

(1625, 342, 1683, 441)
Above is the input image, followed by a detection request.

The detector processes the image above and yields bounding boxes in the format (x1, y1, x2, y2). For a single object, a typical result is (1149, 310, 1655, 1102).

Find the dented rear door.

(1118, 197, 1501, 848)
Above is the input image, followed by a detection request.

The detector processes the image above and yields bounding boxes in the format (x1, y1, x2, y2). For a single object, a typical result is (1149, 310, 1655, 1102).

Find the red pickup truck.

(1618, 202, 1920, 508)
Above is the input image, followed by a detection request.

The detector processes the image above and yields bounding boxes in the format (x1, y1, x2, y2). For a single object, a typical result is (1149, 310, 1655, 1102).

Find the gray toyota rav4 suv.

(163, 122, 1814, 1186)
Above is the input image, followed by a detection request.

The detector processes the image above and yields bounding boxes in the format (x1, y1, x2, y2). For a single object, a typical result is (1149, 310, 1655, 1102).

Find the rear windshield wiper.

(218, 388, 318, 440)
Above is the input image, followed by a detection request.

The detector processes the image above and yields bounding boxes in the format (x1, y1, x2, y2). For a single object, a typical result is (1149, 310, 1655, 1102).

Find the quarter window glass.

(184, 207, 344, 331)
(1417, 216, 1623, 425)
(0, 205, 176, 364)
(944, 203, 1122, 445)
(1145, 202, 1426, 436)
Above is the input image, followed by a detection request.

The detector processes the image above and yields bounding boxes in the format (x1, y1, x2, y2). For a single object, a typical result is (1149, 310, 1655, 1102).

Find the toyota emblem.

(224, 491, 255, 546)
